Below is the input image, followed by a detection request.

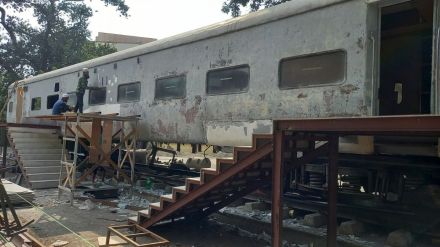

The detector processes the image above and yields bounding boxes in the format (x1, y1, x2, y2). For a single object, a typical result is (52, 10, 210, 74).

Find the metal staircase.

(7, 126, 62, 189)
(132, 134, 274, 228)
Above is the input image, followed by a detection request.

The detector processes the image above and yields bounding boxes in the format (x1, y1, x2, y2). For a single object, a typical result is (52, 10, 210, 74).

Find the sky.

(86, 0, 232, 40)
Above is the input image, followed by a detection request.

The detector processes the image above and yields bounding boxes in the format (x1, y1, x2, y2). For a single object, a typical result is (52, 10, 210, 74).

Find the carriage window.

(118, 82, 140, 102)
(89, 87, 106, 105)
(47, 94, 59, 109)
(54, 82, 59, 92)
(155, 75, 186, 100)
(31, 97, 41, 111)
(279, 50, 346, 89)
(207, 65, 249, 95)
(8, 102, 13, 113)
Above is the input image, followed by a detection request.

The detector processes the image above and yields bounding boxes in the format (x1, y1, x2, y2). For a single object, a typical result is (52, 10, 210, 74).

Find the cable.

(11, 192, 95, 247)
(0, 232, 14, 247)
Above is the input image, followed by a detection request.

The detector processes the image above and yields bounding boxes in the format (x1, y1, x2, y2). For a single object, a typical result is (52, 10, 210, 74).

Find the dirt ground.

(14, 189, 269, 247)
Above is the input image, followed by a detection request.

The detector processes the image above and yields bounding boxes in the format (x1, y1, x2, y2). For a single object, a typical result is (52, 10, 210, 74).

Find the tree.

(222, 0, 291, 17)
(0, 0, 125, 118)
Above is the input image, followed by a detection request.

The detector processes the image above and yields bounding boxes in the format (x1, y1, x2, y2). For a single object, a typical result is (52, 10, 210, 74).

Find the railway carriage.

(6, 0, 440, 229)
(10, 0, 438, 146)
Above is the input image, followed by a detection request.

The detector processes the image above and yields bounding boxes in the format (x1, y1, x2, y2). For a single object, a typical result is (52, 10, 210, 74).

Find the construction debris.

(2, 179, 35, 205)
(50, 239, 69, 246)
(78, 199, 95, 210)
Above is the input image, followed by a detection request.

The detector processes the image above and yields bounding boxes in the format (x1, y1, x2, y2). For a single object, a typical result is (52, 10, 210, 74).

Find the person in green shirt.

(75, 68, 89, 113)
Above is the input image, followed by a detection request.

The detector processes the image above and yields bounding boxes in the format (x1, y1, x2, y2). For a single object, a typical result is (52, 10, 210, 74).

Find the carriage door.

(15, 86, 24, 123)
(379, 0, 434, 115)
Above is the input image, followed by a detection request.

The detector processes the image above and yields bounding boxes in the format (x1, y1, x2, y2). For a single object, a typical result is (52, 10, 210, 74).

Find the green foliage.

(81, 42, 117, 61)
(222, 0, 291, 17)
(0, 0, 128, 120)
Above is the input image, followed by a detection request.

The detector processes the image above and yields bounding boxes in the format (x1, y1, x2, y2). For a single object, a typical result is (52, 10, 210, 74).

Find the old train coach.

(7, 0, 440, 146)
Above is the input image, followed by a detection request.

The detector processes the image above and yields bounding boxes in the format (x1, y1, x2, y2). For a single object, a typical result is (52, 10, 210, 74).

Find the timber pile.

(2, 179, 35, 205)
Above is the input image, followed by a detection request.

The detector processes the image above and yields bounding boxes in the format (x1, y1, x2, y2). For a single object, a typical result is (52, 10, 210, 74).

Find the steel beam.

(327, 135, 339, 247)
(142, 142, 273, 229)
(272, 131, 283, 247)
(275, 115, 440, 135)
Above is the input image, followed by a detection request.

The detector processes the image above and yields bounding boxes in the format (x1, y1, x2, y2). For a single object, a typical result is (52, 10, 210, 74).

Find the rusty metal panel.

(275, 115, 440, 135)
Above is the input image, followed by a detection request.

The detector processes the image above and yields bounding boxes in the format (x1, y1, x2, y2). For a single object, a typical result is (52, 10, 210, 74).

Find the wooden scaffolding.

(36, 113, 139, 201)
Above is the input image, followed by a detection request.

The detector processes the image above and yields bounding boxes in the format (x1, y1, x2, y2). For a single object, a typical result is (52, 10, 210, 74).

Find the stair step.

(253, 134, 273, 148)
(14, 143, 62, 149)
(19, 154, 62, 161)
(173, 186, 187, 192)
(162, 194, 174, 201)
(150, 202, 162, 210)
(186, 177, 201, 185)
(18, 149, 63, 155)
(216, 158, 235, 172)
(27, 173, 61, 181)
(139, 134, 273, 229)
(8, 127, 58, 134)
(139, 209, 150, 217)
(234, 146, 254, 161)
(12, 137, 60, 143)
(173, 186, 188, 200)
(201, 168, 218, 174)
(25, 166, 60, 174)
(201, 168, 219, 183)
(128, 216, 138, 224)
(22, 160, 61, 167)
(30, 180, 59, 189)
(161, 194, 175, 205)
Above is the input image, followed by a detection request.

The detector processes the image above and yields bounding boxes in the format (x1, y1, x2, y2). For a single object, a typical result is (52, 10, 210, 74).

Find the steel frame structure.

(271, 115, 440, 247)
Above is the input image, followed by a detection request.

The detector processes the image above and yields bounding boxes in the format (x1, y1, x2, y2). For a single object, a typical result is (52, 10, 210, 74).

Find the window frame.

(154, 74, 187, 100)
(117, 81, 141, 103)
(206, 64, 250, 96)
(278, 49, 347, 90)
(88, 87, 107, 106)
(31, 97, 41, 111)
(46, 94, 59, 109)
(8, 102, 13, 113)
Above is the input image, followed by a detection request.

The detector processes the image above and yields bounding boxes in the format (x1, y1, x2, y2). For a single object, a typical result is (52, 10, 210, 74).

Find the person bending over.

(52, 94, 71, 115)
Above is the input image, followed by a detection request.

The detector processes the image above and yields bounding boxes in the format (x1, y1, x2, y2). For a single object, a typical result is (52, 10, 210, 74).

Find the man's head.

(61, 93, 69, 102)
(82, 68, 89, 79)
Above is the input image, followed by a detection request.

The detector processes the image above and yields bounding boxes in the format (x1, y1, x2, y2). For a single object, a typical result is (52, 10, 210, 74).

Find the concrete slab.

(244, 201, 269, 211)
(338, 220, 365, 236)
(386, 230, 413, 247)
(304, 213, 327, 227)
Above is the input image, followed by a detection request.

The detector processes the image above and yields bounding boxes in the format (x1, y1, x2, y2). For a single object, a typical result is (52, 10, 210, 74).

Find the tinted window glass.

(31, 97, 41, 111)
(54, 82, 59, 92)
(155, 75, 186, 100)
(8, 102, 13, 113)
(207, 65, 250, 95)
(47, 94, 59, 109)
(118, 82, 141, 102)
(89, 88, 106, 105)
(279, 50, 346, 89)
